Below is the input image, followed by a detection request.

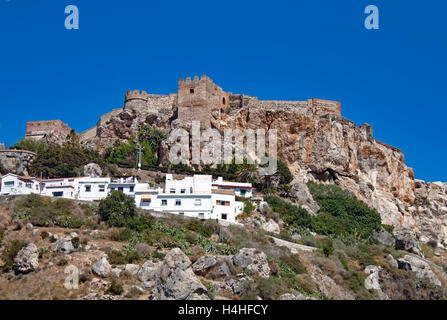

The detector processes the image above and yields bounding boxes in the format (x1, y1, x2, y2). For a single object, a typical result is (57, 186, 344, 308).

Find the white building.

(40, 177, 80, 199)
(138, 174, 245, 223)
(0, 173, 40, 196)
(108, 176, 138, 198)
(0, 172, 248, 224)
(212, 177, 253, 198)
(78, 177, 111, 201)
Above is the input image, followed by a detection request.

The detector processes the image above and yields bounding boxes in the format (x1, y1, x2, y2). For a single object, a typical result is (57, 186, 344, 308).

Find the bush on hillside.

(98, 191, 136, 227)
(308, 182, 381, 240)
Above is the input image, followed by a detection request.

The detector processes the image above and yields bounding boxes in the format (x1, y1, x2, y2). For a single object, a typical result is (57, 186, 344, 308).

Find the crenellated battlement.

(124, 90, 149, 102)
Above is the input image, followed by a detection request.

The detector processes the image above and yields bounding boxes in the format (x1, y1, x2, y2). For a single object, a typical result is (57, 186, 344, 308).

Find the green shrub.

(57, 258, 68, 266)
(308, 182, 382, 240)
(107, 250, 128, 265)
(318, 238, 334, 257)
(71, 237, 80, 248)
(106, 279, 124, 295)
(98, 191, 136, 227)
(264, 196, 312, 229)
(1, 240, 27, 271)
(40, 231, 49, 240)
(279, 254, 307, 275)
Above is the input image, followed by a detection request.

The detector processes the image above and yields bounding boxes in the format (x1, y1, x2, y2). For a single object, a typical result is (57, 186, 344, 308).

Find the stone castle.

(24, 75, 342, 147)
(122, 75, 341, 128)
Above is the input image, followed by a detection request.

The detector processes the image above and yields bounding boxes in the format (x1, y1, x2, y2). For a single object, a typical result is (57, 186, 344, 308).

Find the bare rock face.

(261, 219, 280, 234)
(192, 255, 233, 279)
(83, 163, 102, 177)
(54, 236, 75, 254)
(278, 293, 316, 300)
(364, 265, 389, 300)
(92, 257, 111, 278)
(397, 255, 442, 287)
(0, 150, 36, 176)
(149, 248, 209, 300)
(14, 243, 39, 274)
(233, 248, 270, 278)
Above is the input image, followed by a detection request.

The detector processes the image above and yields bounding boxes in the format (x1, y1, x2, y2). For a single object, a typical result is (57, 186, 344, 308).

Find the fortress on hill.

(24, 75, 343, 146)
(123, 75, 341, 128)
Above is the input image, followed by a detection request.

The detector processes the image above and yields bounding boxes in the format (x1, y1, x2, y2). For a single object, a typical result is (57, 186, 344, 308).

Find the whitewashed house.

(134, 182, 161, 209)
(137, 174, 244, 223)
(0, 173, 40, 196)
(108, 176, 138, 198)
(77, 177, 111, 201)
(40, 177, 80, 199)
(212, 177, 253, 198)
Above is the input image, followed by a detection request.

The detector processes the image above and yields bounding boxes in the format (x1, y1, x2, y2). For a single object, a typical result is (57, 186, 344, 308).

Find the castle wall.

(25, 120, 73, 143)
(178, 75, 229, 128)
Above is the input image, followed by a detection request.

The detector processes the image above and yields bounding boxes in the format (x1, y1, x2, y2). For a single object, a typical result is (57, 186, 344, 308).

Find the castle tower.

(177, 75, 229, 128)
(124, 90, 148, 110)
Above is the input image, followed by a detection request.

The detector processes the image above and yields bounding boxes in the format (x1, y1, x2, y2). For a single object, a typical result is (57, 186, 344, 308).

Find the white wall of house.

(108, 177, 138, 198)
(212, 177, 253, 198)
(211, 190, 237, 223)
(40, 178, 80, 199)
(0, 174, 40, 195)
(78, 177, 111, 201)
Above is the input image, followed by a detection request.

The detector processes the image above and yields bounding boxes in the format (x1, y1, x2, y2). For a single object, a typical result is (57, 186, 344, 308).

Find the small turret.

(124, 90, 148, 110)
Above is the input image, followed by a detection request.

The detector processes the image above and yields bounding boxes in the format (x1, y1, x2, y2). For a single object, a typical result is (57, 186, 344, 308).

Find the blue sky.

(0, 0, 446, 181)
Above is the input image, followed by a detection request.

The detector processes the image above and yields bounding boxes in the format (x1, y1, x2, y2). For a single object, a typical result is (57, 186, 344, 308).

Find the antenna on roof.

(135, 144, 144, 171)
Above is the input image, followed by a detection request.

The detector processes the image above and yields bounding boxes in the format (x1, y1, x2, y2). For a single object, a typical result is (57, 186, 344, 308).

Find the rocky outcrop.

(150, 248, 209, 300)
(192, 255, 233, 279)
(372, 228, 395, 247)
(278, 293, 315, 300)
(92, 257, 111, 278)
(364, 265, 389, 300)
(397, 255, 442, 287)
(83, 163, 102, 177)
(54, 236, 75, 254)
(0, 150, 36, 176)
(13, 243, 39, 274)
(233, 248, 270, 278)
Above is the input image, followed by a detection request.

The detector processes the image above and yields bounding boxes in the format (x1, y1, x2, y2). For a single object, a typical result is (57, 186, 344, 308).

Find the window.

(99, 185, 105, 192)
(199, 213, 205, 219)
(181, 189, 186, 194)
(221, 214, 227, 220)
(130, 186, 134, 192)
(4, 181, 14, 187)
(194, 199, 201, 206)
(170, 188, 176, 194)
(240, 189, 246, 196)
(118, 187, 124, 192)
(110, 187, 115, 191)
(179, 212, 184, 215)
(175, 199, 181, 206)
(222, 97, 226, 104)
(161, 200, 167, 206)
(53, 191, 63, 197)
(216, 200, 230, 206)
(85, 185, 91, 192)
(190, 88, 194, 94)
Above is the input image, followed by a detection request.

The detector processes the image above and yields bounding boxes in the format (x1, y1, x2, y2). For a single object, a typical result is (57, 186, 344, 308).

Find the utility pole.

(135, 145, 144, 171)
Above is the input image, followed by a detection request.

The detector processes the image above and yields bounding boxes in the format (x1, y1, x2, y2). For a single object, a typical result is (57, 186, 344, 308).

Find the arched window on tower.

(222, 97, 226, 105)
